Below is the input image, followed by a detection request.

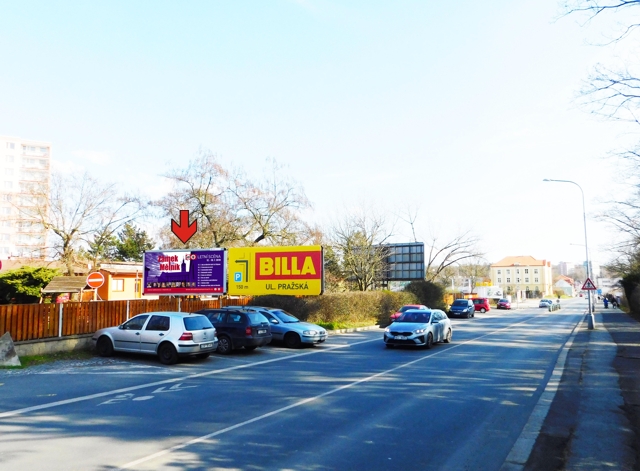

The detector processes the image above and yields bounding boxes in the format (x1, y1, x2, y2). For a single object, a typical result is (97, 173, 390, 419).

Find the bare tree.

(329, 208, 392, 291)
(21, 172, 146, 275)
(155, 152, 312, 249)
(424, 231, 485, 283)
(457, 259, 490, 294)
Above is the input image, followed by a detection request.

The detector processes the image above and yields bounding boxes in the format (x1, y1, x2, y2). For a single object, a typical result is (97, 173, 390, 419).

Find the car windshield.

(499, 299, 508, 303)
(247, 312, 269, 324)
(183, 316, 214, 331)
(399, 311, 431, 323)
(452, 300, 467, 306)
(271, 310, 299, 323)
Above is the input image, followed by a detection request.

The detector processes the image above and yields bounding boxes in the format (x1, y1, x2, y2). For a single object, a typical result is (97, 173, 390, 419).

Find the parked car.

(389, 304, 429, 324)
(384, 309, 452, 349)
(448, 299, 475, 318)
(239, 306, 327, 348)
(539, 299, 554, 308)
(195, 308, 272, 354)
(93, 311, 218, 365)
(496, 298, 511, 310)
(471, 298, 491, 313)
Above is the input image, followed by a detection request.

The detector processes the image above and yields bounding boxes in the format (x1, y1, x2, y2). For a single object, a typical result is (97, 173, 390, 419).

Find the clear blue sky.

(0, 0, 632, 268)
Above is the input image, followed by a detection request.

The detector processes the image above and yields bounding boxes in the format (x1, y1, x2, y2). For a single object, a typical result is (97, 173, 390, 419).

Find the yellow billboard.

(228, 246, 324, 296)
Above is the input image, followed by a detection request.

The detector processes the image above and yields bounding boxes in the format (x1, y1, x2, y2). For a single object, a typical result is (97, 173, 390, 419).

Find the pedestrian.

(604, 297, 609, 308)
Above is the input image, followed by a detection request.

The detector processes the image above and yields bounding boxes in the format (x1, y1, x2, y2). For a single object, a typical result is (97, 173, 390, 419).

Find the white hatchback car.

(93, 311, 218, 365)
(384, 309, 452, 349)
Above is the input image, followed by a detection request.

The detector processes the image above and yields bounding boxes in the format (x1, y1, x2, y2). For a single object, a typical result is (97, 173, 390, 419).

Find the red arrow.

(171, 210, 198, 244)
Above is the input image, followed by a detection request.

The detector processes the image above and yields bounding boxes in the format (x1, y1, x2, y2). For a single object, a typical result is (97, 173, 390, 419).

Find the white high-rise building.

(0, 135, 51, 259)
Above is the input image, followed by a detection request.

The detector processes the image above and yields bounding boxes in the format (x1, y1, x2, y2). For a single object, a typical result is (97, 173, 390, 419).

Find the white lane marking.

(0, 313, 576, 420)
(152, 383, 197, 393)
(0, 340, 368, 419)
(117, 316, 578, 470)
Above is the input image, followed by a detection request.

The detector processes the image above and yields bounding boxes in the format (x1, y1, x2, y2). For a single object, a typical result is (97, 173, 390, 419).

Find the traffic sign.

(86, 272, 105, 289)
(581, 277, 597, 290)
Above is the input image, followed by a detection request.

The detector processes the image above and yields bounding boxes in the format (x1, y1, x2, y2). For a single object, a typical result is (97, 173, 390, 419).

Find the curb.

(330, 325, 382, 334)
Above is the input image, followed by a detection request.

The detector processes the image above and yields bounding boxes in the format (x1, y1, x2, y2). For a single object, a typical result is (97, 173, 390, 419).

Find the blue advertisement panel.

(143, 249, 226, 295)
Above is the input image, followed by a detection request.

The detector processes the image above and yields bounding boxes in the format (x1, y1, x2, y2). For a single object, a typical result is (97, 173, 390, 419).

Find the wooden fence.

(0, 297, 251, 343)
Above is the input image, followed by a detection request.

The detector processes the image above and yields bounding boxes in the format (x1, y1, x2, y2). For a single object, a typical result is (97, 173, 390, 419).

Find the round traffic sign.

(86, 271, 105, 289)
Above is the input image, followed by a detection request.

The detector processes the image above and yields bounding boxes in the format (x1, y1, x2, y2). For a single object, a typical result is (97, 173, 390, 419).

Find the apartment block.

(490, 255, 554, 297)
(0, 135, 51, 259)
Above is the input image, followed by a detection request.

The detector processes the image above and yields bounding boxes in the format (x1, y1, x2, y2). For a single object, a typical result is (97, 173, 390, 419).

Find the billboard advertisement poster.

(228, 245, 323, 296)
(143, 249, 226, 296)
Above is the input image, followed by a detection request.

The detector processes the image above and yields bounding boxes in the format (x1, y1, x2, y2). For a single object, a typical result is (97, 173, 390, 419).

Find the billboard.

(143, 249, 226, 296)
(228, 245, 323, 296)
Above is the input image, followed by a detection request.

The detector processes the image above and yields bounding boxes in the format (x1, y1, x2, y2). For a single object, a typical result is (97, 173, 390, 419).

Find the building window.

(524, 269, 529, 274)
(5, 169, 12, 177)
(506, 269, 511, 275)
(6, 143, 14, 149)
(516, 269, 520, 274)
(112, 279, 124, 291)
(497, 269, 501, 275)
(506, 277, 511, 283)
(497, 278, 502, 283)
(4, 182, 11, 189)
(534, 269, 539, 274)
(516, 277, 520, 283)
(525, 277, 529, 283)
(534, 277, 539, 282)
(39, 147, 48, 153)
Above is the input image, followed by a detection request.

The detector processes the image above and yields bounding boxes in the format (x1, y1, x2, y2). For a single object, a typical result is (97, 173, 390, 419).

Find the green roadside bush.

(250, 290, 418, 329)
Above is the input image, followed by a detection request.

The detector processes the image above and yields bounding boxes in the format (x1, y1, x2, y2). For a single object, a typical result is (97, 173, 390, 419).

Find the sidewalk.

(517, 309, 640, 470)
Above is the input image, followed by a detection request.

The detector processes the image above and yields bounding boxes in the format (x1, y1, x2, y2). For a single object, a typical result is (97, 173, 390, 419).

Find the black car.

(195, 308, 272, 354)
(448, 299, 475, 318)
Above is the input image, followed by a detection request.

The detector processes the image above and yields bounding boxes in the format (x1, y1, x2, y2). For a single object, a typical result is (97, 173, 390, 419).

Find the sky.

(1, 0, 638, 269)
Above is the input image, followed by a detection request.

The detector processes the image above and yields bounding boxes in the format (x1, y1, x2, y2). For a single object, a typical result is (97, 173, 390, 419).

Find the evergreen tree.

(114, 223, 155, 262)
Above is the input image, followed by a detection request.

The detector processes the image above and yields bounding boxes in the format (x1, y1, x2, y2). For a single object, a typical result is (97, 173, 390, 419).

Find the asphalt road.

(0, 299, 588, 471)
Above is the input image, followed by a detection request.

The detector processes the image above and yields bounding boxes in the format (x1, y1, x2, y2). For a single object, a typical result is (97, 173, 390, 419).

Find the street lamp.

(543, 178, 595, 329)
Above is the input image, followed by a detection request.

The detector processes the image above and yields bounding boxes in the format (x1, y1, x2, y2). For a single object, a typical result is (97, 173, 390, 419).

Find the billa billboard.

(143, 249, 226, 296)
(228, 245, 323, 296)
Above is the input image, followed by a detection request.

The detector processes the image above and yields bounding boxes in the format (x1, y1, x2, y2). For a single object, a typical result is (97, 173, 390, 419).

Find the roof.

(491, 256, 550, 268)
(41, 276, 90, 293)
(0, 258, 89, 276)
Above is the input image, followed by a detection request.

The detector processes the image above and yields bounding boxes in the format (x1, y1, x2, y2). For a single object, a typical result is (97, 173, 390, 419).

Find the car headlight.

(414, 328, 426, 334)
(303, 330, 318, 336)
(384, 327, 390, 333)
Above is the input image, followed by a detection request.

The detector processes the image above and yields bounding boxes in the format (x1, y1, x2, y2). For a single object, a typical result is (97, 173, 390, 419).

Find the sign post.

(86, 272, 105, 301)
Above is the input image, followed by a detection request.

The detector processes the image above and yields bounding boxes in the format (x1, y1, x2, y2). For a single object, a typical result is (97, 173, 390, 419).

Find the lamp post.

(543, 179, 595, 329)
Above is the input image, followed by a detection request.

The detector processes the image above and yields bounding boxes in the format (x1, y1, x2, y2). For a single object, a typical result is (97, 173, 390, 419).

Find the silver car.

(92, 311, 218, 365)
(241, 307, 327, 348)
(384, 309, 452, 349)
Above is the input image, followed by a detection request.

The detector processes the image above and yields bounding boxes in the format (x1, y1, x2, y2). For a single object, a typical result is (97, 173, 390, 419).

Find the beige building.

(490, 255, 553, 298)
(0, 135, 51, 259)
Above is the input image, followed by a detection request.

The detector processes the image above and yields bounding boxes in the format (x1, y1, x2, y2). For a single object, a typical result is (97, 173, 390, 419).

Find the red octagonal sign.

(87, 272, 105, 289)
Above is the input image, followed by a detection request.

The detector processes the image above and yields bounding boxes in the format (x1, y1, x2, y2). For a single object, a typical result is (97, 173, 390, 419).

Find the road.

(0, 299, 587, 471)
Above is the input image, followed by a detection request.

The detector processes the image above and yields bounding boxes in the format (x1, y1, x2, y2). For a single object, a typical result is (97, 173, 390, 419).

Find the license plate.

(200, 343, 213, 349)
(258, 329, 267, 335)
(394, 335, 407, 340)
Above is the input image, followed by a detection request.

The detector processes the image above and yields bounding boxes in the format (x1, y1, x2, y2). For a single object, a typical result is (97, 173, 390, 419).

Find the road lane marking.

(0, 341, 368, 419)
(117, 316, 581, 470)
(0, 313, 579, 420)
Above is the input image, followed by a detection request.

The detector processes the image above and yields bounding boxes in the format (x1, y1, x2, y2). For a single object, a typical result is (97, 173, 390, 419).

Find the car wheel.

(284, 332, 302, 349)
(195, 352, 210, 360)
(480, 308, 486, 313)
(444, 329, 452, 343)
(96, 336, 114, 357)
(244, 346, 258, 351)
(424, 333, 433, 349)
(216, 335, 232, 354)
(158, 343, 178, 365)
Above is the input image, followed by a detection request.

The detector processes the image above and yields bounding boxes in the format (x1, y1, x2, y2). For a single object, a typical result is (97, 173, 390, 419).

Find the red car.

(389, 304, 428, 324)
(471, 298, 491, 313)
(496, 298, 511, 310)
